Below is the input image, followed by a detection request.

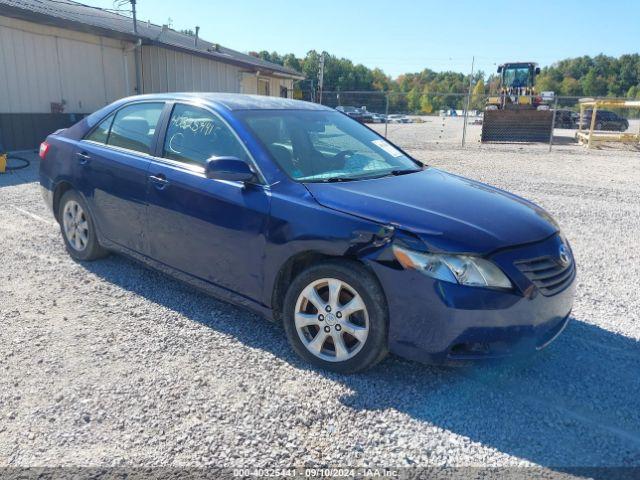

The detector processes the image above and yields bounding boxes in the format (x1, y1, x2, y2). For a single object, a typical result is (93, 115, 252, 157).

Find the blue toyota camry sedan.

(39, 93, 575, 373)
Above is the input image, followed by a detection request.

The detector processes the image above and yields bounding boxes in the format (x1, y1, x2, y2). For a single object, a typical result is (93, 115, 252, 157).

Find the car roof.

(117, 92, 333, 112)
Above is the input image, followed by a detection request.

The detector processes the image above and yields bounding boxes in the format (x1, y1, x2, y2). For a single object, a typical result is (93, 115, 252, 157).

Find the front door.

(144, 103, 271, 301)
(78, 101, 165, 251)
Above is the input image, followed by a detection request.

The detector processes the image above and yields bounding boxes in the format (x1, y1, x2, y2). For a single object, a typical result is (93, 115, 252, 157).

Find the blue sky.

(88, 0, 640, 78)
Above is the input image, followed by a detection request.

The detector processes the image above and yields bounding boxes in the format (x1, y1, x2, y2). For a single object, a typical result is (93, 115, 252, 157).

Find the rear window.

(86, 115, 114, 144)
(85, 102, 164, 155)
(108, 103, 164, 154)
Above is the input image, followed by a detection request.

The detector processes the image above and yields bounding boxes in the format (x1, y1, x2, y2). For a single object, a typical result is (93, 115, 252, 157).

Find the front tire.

(58, 190, 107, 261)
(282, 260, 388, 373)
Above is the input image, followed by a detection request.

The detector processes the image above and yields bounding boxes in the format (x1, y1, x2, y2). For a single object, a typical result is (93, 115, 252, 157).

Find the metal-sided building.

(0, 0, 304, 151)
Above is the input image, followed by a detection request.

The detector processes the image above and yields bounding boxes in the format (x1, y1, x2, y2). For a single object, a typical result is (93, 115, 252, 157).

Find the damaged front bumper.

(366, 233, 576, 364)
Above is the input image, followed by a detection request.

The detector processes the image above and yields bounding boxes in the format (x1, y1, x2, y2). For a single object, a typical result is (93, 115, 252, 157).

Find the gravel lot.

(1, 130, 639, 472)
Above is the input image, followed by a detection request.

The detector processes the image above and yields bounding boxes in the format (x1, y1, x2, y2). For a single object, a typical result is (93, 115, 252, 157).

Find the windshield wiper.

(389, 168, 423, 176)
(300, 176, 356, 183)
(322, 176, 357, 182)
(305, 168, 423, 183)
(364, 168, 423, 180)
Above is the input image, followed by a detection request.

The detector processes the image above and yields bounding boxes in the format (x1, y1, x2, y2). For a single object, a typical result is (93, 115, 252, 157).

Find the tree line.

(253, 50, 640, 113)
(536, 54, 640, 99)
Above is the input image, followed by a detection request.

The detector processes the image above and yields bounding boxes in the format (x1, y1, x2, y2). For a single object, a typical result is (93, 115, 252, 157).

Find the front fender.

(261, 181, 395, 308)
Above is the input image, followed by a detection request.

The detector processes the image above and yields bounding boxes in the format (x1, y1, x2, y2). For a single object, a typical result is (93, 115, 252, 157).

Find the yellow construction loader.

(481, 62, 554, 142)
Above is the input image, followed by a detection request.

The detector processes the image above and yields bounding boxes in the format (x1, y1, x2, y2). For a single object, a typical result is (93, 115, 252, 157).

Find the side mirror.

(205, 156, 256, 183)
(535, 67, 541, 75)
(497, 66, 503, 73)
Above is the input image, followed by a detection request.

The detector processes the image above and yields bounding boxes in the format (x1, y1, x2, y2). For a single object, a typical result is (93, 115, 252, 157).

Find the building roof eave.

(0, 0, 305, 80)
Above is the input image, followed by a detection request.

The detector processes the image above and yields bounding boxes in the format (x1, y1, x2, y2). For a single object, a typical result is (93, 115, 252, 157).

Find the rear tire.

(58, 190, 108, 261)
(282, 259, 388, 373)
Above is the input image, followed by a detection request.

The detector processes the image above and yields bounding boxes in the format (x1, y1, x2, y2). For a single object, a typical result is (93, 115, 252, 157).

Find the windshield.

(502, 66, 533, 88)
(237, 110, 420, 182)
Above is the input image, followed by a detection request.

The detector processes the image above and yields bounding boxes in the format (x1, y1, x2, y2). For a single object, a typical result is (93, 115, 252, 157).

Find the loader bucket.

(481, 109, 553, 143)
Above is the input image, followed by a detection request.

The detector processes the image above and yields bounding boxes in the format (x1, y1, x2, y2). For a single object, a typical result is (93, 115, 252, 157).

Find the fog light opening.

(450, 342, 491, 356)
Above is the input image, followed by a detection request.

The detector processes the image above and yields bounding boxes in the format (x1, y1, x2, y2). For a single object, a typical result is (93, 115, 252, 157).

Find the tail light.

(39, 141, 50, 160)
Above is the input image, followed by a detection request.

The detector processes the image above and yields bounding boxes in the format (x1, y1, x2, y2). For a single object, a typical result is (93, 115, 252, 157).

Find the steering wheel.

(333, 150, 355, 161)
(328, 150, 355, 170)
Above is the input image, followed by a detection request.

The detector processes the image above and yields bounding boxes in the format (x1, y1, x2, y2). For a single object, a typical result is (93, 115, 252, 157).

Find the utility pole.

(317, 53, 325, 104)
(131, 0, 138, 33)
(130, 0, 142, 94)
(461, 55, 474, 147)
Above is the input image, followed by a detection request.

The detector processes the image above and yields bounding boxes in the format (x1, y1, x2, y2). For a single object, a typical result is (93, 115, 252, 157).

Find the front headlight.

(392, 245, 512, 289)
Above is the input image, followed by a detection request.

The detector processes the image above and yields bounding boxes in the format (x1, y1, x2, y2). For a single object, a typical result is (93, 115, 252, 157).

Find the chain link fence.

(298, 90, 640, 153)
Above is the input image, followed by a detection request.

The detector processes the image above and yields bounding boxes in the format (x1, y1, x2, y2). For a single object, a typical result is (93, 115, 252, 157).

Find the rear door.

(144, 102, 271, 301)
(77, 101, 165, 252)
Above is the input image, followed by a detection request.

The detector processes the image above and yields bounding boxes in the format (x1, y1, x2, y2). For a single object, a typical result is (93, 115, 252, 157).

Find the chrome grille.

(515, 256, 575, 296)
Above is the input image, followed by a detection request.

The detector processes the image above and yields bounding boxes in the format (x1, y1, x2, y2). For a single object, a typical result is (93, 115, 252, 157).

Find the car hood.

(304, 168, 558, 254)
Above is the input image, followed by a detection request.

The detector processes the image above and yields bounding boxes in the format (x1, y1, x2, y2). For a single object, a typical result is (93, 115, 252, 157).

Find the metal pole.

(384, 92, 389, 138)
(548, 96, 558, 152)
(576, 101, 585, 145)
(130, 0, 142, 94)
(578, 102, 583, 133)
(131, 0, 138, 34)
(588, 102, 598, 149)
(462, 56, 474, 147)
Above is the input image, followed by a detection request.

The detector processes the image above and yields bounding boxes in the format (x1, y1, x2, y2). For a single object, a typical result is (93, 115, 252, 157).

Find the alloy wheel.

(62, 200, 89, 252)
(294, 278, 369, 362)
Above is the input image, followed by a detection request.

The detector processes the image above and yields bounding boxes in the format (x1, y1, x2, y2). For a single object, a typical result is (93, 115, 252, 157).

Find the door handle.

(149, 173, 169, 189)
(76, 151, 91, 165)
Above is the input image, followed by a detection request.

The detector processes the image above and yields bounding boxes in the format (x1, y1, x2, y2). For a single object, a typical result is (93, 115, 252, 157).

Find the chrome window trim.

(81, 140, 268, 190)
(81, 139, 160, 162)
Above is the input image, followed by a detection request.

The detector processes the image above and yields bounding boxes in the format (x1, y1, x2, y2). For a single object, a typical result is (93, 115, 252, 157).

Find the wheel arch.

(270, 250, 386, 324)
(52, 182, 101, 242)
(52, 180, 76, 222)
